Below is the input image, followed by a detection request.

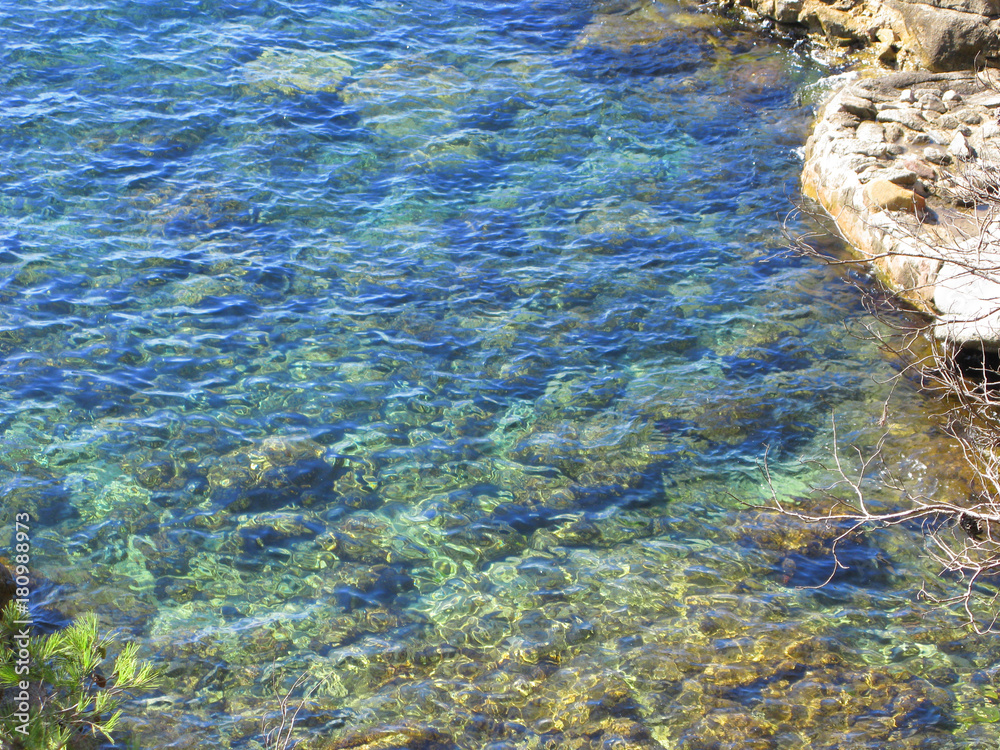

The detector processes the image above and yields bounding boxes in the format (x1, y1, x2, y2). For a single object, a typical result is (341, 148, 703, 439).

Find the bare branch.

(261, 667, 316, 750)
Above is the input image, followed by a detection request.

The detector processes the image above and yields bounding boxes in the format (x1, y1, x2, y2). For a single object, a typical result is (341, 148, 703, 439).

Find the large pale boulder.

(887, 0, 1000, 70)
(935, 253, 1000, 342)
(864, 179, 926, 213)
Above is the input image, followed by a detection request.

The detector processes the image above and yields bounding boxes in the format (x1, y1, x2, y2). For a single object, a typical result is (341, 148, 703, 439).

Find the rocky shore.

(801, 69, 1000, 347)
(719, 0, 1000, 71)
(716, 0, 1000, 350)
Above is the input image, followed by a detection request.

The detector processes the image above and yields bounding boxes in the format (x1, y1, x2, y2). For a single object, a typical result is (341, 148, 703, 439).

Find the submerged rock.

(232, 511, 324, 555)
(341, 57, 474, 145)
(0, 560, 15, 611)
(318, 511, 431, 566)
(574, 1, 734, 50)
(318, 512, 394, 564)
(206, 435, 342, 513)
(318, 724, 456, 750)
(237, 48, 353, 95)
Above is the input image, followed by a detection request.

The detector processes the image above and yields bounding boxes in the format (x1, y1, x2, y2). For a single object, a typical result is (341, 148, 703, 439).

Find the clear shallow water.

(2, 1, 999, 748)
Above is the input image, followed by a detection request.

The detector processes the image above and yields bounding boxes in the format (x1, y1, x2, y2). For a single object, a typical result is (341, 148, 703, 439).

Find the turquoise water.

(3, 0, 1000, 747)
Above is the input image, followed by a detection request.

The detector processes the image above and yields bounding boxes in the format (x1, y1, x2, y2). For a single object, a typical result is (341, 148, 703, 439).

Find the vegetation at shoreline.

(0, 602, 159, 750)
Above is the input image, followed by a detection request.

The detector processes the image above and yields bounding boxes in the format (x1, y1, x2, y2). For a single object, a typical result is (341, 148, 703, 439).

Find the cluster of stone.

(718, 0, 1000, 71)
(802, 70, 1000, 347)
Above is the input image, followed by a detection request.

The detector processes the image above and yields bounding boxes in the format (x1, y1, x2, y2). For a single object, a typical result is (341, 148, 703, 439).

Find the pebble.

(829, 111, 862, 130)
(882, 167, 919, 186)
(921, 96, 948, 114)
(844, 155, 881, 172)
(923, 146, 951, 165)
(831, 138, 894, 158)
(955, 108, 983, 125)
(876, 108, 927, 131)
(936, 114, 957, 129)
(900, 159, 937, 181)
(882, 122, 905, 142)
(948, 132, 973, 160)
(855, 121, 884, 142)
(839, 94, 877, 119)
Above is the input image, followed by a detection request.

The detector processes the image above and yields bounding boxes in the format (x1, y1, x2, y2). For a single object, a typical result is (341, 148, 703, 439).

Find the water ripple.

(0, 0, 991, 748)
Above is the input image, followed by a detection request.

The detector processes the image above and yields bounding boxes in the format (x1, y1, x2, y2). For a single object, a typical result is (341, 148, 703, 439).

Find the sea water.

(1, 0, 997, 747)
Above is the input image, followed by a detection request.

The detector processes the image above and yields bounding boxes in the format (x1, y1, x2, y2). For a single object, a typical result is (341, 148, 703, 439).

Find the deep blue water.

(2, 1, 999, 748)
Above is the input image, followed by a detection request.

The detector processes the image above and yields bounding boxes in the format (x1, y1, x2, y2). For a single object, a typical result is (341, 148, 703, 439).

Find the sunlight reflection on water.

(0, 0, 995, 747)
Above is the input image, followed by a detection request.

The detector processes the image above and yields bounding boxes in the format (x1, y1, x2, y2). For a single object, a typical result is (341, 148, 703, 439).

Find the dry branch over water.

(779, 70, 1000, 630)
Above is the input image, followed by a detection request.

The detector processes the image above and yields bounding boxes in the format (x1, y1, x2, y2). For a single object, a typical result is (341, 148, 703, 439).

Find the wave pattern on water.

(0, 0, 996, 748)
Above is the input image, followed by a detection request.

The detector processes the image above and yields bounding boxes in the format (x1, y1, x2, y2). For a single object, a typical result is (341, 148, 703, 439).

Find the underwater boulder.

(399, 128, 499, 190)
(1, 474, 78, 527)
(120, 449, 181, 491)
(575, 2, 696, 49)
(536, 368, 628, 416)
(342, 56, 473, 114)
(320, 724, 457, 749)
(676, 708, 775, 749)
(341, 56, 474, 146)
(318, 511, 429, 566)
(318, 512, 393, 564)
(231, 510, 325, 558)
(331, 564, 416, 611)
(206, 435, 343, 513)
(237, 47, 353, 95)
(569, 1, 725, 80)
